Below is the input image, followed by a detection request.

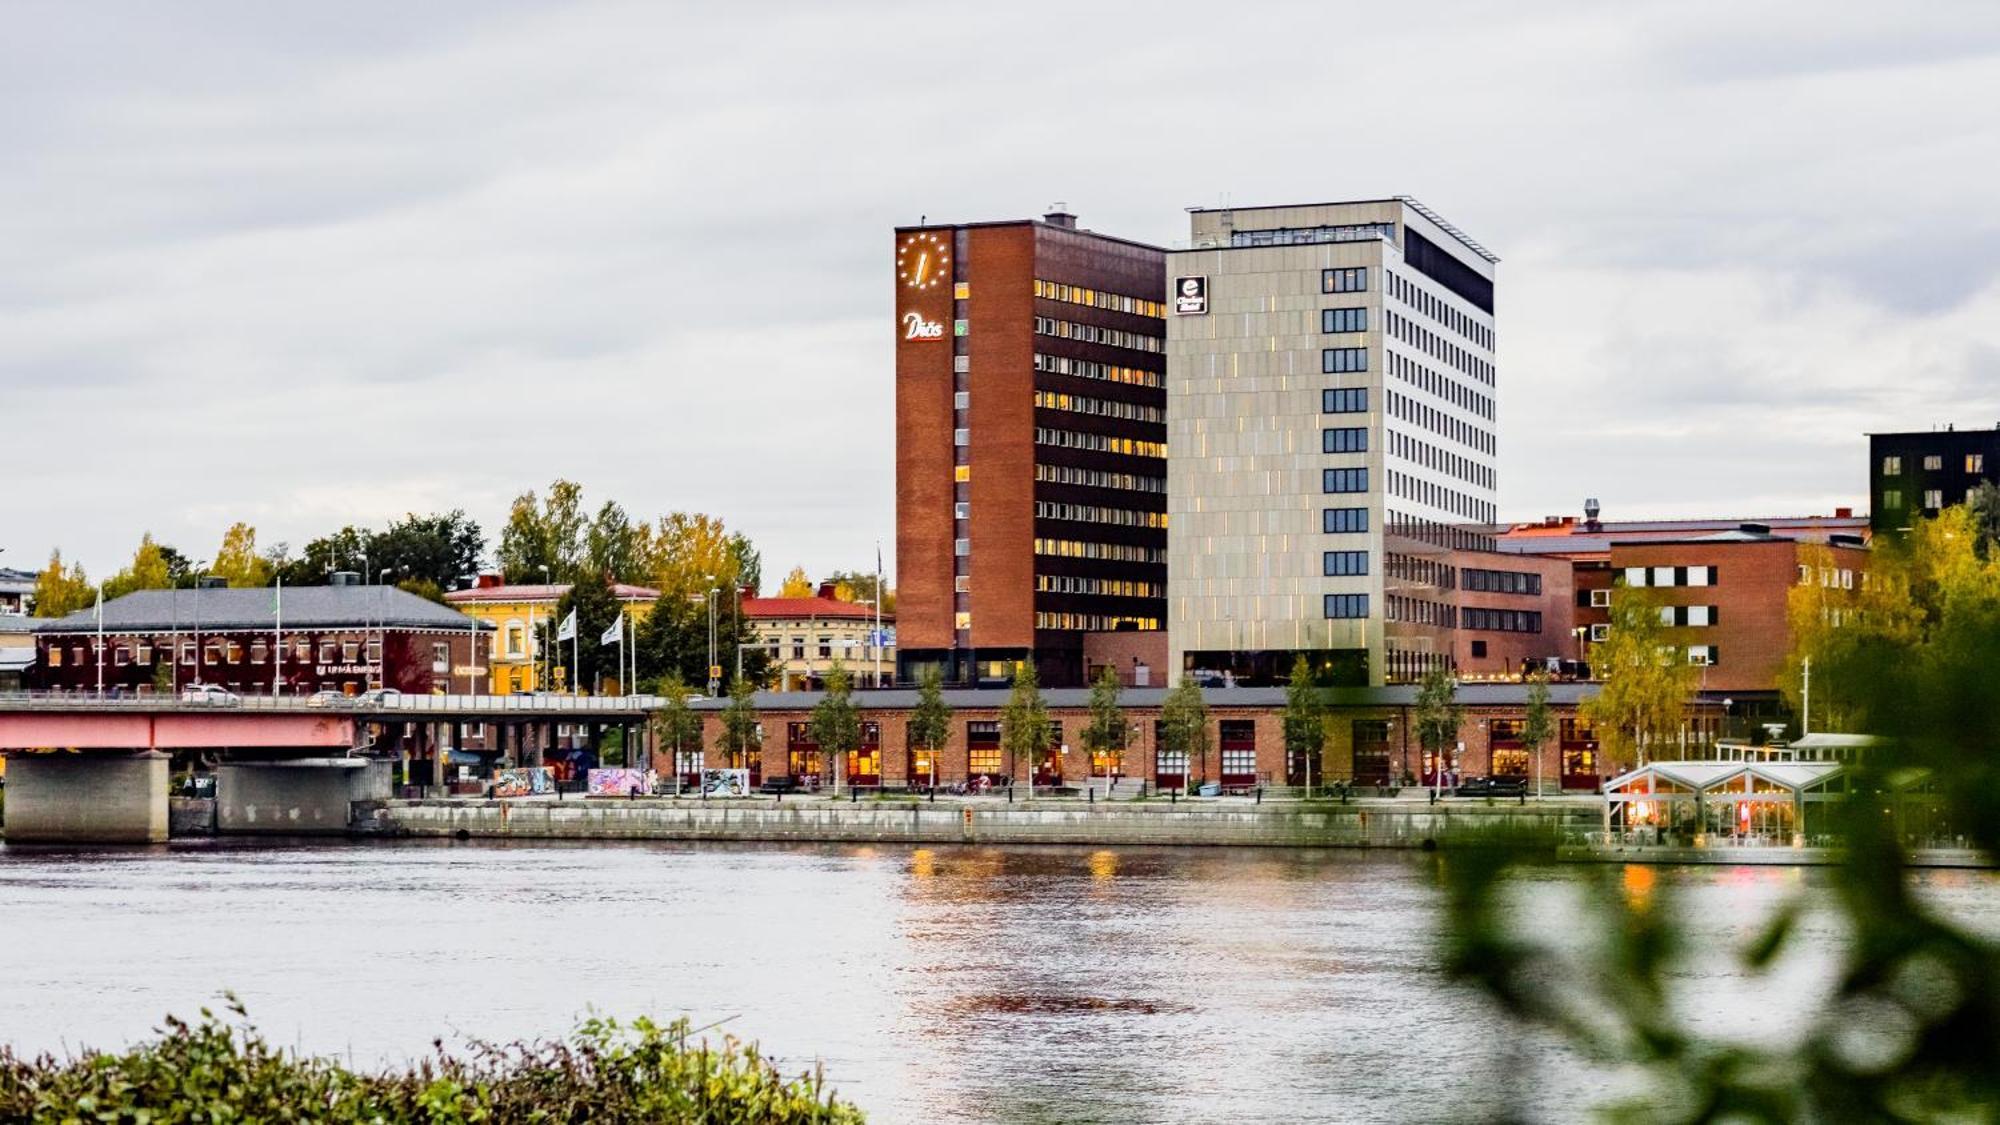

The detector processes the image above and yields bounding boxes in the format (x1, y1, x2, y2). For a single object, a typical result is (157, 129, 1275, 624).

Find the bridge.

(0, 693, 661, 844)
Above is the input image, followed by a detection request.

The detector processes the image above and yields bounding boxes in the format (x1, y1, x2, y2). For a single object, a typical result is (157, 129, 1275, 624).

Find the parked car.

(356, 688, 403, 707)
(757, 775, 802, 795)
(1455, 775, 1529, 798)
(179, 684, 238, 705)
(304, 690, 347, 707)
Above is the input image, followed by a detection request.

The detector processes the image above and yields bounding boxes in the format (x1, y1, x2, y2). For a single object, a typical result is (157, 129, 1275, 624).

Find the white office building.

(1166, 197, 1499, 686)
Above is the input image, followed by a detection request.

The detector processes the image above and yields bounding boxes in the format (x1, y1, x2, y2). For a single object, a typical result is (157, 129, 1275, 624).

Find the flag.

(556, 609, 577, 642)
(600, 615, 623, 646)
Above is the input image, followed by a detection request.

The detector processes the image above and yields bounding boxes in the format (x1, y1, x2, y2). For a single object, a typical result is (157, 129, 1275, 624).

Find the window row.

(1463, 607, 1541, 633)
(1033, 538, 1168, 564)
(1659, 605, 1720, 627)
(1386, 595, 1455, 627)
(1036, 574, 1165, 598)
(1389, 429, 1495, 493)
(1033, 389, 1165, 424)
(1324, 550, 1370, 576)
(1324, 593, 1370, 619)
(1323, 387, 1368, 414)
(1323, 426, 1368, 454)
(1883, 453, 1987, 475)
(1034, 499, 1168, 528)
(1324, 507, 1370, 534)
(1621, 565, 1715, 588)
(1462, 568, 1541, 595)
(1323, 267, 1369, 294)
(45, 637, 384, 668)
(1035, 611, 1161, 631)
(1883, 487, 1982, 511)
(1390, 352, 1494, 445)
(1035, 462, 1167, 493)
(1323, 467, 1369, 493)
(1033, 278, 1165, 319)
(1033, 316, 1162, 354)
(1323, 347, 1368, 373)
(1033, 352, 1163, 389)
(1387, 467, 1493, 524)
(1387, 510, 1498, 553)
(1323, 307, 1368, 334)
(1386, 308, 1492, 387)
(1795, 565, 1858, 590)
(1386, 270, 1493, 351)
(1387, 385, 1491, 455)
(1234, 222, 1396, 248)
(1035, 427, 1167, 458)
(1388, 552, 1457, 589)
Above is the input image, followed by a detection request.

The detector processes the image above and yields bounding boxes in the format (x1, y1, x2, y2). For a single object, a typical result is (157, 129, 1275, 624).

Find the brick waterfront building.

(895, 209, 1168, 689)
(31, 581, 490, 697)
(679, 681, 1611, 794)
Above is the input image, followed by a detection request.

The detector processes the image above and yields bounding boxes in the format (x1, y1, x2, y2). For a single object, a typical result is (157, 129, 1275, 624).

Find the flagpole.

(874, 542, 884, 689)
(95, 586, 104, 697)
(273, 576, 283, 697)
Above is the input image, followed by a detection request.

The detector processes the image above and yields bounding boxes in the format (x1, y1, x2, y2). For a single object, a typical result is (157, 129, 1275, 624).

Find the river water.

(0, 840, 1992, 1123)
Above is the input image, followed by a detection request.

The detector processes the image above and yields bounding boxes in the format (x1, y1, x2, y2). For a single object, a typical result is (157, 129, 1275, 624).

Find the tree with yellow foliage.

(210, 522, 273, 588)
(1579, 586, 1699, 768)
(102, 534, 174, 600)
(776, 566, 814, 598)
(32, 549, 93, 617)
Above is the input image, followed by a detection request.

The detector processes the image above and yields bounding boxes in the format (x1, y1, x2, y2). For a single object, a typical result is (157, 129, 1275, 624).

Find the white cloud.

(4, 0, 1997, 578)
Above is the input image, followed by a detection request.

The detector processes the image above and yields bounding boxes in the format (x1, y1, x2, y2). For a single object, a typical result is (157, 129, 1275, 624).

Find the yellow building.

(444, 577, 658, 694)
(742, 585, 895, 689)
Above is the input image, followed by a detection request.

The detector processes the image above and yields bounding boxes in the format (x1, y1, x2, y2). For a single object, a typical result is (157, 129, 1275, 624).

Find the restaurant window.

(250, 640, 268, 664)
(967, 720, 1002, 776)
(47, 646, 62, 668)
(225, 641, 243, 664)
(206, 642, 226, 664)
(342, 641, 360, 662)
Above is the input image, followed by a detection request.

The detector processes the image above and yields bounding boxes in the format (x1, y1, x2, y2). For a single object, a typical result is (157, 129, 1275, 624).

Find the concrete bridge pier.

(2, 752, 169, 844)
(216, 759, 393, 834)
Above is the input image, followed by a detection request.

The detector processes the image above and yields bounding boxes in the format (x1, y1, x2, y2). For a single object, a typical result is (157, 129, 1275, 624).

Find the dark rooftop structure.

(34, 585, 486, 635)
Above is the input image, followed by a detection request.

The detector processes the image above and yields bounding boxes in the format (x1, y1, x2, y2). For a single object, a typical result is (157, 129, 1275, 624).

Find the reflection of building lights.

(911, 848, 935, 879)
(1089, 850, 1118, 882)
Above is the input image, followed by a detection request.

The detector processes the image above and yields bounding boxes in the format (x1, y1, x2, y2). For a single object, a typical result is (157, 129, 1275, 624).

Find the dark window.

(1322, 267, 1368, 294)
(1323, 467, 1368, 493)
(1324, 508, 1369, 533)
(1322, 387, 1368, 414)
(1323, 347, 1368, 374)
(1322, 307, 1368, 334)
(1324, 593, 1370, 619)
(1324, 550, 1369, 576)
(1323, 427, 1368, 454)
(1403, 228, 1493, 314)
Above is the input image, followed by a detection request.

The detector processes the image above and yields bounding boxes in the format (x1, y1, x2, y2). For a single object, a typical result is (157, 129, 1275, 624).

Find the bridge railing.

(0, 690, 664, 714)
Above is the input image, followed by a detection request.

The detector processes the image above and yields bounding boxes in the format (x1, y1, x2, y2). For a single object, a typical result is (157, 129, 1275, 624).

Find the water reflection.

(0, 840, 1991, 1124)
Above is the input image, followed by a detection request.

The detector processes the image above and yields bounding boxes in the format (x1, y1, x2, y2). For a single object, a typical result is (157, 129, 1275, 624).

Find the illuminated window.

(954, 282, 969, 299)
(954, 465, 971, 483)
(954, 611, 972, 630)
(47, 646, 62, 667)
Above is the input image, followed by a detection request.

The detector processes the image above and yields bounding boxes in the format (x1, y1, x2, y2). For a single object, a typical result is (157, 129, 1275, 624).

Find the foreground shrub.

(0, 998, 862, 1123)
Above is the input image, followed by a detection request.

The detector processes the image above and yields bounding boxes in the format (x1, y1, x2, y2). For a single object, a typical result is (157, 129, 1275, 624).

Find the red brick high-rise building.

(895, 210, 1167, 688)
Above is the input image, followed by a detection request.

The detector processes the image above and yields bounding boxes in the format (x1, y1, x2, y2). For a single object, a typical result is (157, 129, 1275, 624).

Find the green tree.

(1000, 661, 1051, 793)
(102, 533, 174, 600)
(1967, 479, 2000, 559)
(905, 664, 952, 787)
(1081, 665, 1124, 785)
(32, 549, 93, 617)
(1282, 653, 1327, 790)
(826, 570, 895, 615)
(1414, 663, 1463, 785)
(273, 525, 371, 586)
(633, 589, 768, 693)
(718, 673, 761, 770)
(810, 662, 861, 792)
(496, 479, 587, 584)
(1159, 676, 1211, 788)
(211, 522, 273, 588)
(553, 570, 622, 693)
(1521, 668, 1555, 797)
(653, 673, 703, 788)
(727, 532, 762, 596)
(1582, 587, 1698, 767)
(368, 510, 485, 591)
(586, 500, 643, 582)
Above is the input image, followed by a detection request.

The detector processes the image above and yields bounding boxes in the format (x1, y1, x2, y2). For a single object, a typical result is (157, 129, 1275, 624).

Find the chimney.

(1043, 203, 1076, 229)
(1834, 507, 1853, 519)
(330, 571, 361, 587)
(476, 572, 503, 589)
(816, 581, 837, 600)
(1739, 522, 1771, 536)
(1583, 497, 1602, 533)
(198, 576, 228, 590)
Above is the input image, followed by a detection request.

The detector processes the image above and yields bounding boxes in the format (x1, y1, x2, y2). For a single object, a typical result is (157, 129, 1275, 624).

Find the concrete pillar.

(217, 760, 393, 834)
(2, 752, 169, 844)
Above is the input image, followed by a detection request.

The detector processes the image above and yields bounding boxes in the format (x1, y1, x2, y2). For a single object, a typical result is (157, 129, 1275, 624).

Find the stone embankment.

(361, 794, 1600, 848)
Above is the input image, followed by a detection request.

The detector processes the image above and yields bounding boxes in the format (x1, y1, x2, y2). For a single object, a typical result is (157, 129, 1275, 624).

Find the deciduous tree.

(1581, 587, 1697, 767)
(718, 673, 761, 770)
(906, 665, 952, 786)
(653, 673, 702, 784)
(211, 522, 273, 588)
(1414, 664, 1463, 783)
(1081, 665, 1124, 783)
(103, 534, 174, 600)
(1159, 676, 1211, 787)
(810, 662, 861, 791)
(777, 566, 813, 598)
(1282, 653, 1327, 788)
(553, 570, 622, 693)
(32, 549, 93, 617)
(647, 512, 740, 602)
(1000, 661, 1051, 792)
(496, 480, 587, 584)
(1522, 669, 1554, 796)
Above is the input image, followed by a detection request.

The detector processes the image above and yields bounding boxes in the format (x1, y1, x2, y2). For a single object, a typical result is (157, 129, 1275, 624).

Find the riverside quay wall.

(366, 795, 1600, 848)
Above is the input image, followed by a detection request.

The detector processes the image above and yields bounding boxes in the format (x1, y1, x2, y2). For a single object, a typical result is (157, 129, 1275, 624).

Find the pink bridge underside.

(0, 713, 359, 750)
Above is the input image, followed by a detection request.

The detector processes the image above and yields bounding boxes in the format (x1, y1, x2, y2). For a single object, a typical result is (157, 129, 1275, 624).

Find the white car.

(304, 690, 348, 708)
(179, 684, 238, 705)
(356, 688, 403, 707)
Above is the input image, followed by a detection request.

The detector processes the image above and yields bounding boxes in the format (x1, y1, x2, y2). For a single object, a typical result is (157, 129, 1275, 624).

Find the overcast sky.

(6, 1, 1998, 583)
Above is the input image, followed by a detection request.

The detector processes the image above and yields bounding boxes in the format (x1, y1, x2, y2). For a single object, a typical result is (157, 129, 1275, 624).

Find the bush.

(0, 998, 862, 1123)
